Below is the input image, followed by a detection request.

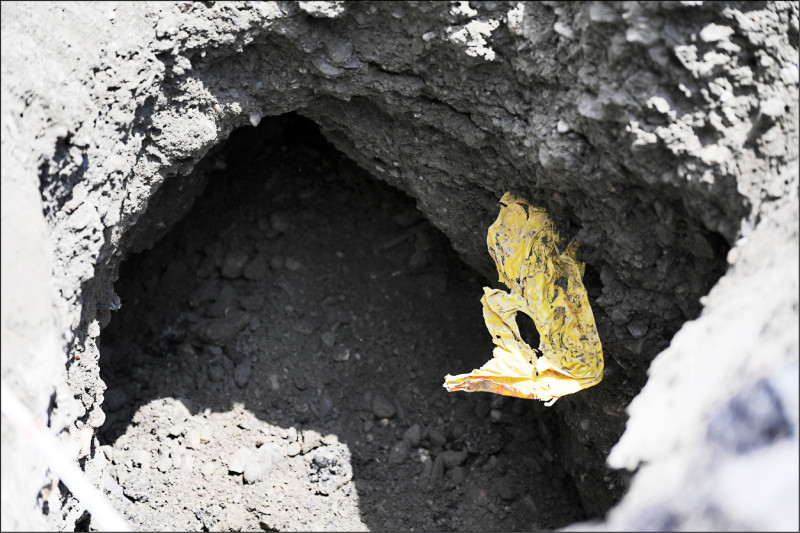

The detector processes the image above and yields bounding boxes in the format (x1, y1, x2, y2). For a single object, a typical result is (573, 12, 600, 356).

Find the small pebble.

(233, 361, 252, 388)
(372, 395, 396, 419)
(205, 345, 224, 358)
(408, 249, 430, 271)
(177, 342, 197, 358)
(440, 450, 468, 469)
(312, 448, 335, 470)
(301, 430, 324, 454)
(184, 429, 200, 450)
(389, 441, 408, 464)
(157, 457, 172, 473)
(447, 466, 465, 484)
(627, 320, 649, 338)
(284, 257, 302, 271)
(610, 308, 629, 325)
(122, 476, 150, 502)
(418, 457, 433, 485)
(224, 505, 246, 531)
(170, 450, 185, 469)
(196, 312, 251, 346)
(403, 424, 423, 448)
(206, 284, 237, 318)
(269, 373, 280, 391)
(286, 442, 302, 457)
(227, 448, 252, 474)
(321, 331, 336, 348)
(243, 255, 269, 280)
(243, 446, 275, 484)
(426, 427, 447, 448)
(296, 403, 311, 424)
(293, 374, 308, 391)
(77, 427, 93, 457)
(221, 250, 250, 279)
(332, 345, 350, 362)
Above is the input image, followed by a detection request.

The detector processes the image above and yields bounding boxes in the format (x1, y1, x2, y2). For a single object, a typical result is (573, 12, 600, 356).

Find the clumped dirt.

(97, 116, 586, 531)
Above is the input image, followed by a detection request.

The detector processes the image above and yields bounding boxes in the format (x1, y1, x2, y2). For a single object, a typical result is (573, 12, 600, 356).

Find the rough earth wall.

(1, 1, 797, 530)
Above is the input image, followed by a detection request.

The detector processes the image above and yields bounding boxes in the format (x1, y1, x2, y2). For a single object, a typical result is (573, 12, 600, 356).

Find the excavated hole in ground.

(96, 114, 589, 531)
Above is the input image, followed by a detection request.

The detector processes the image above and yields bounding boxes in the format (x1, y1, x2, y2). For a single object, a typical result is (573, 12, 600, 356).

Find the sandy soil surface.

(97, 116, 586, 531)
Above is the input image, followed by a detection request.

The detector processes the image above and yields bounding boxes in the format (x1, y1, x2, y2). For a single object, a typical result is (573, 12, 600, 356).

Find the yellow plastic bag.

(443, 192, 603, 404)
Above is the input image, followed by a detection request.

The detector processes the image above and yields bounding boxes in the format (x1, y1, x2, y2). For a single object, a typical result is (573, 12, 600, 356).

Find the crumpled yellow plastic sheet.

(444, 192, 603, 404)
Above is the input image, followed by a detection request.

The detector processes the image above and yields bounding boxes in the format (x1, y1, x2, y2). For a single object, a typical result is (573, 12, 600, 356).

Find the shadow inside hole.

(582, 262, 602, 301)
(98, 114, 586, 531)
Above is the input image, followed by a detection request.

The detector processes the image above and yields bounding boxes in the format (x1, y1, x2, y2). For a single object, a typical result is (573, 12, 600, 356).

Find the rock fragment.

(122, 476, 151, 502)
(194, 312, 250, 345)
(371, 394, 396, 419)
(233, 360, 252, 388)
(321, 331, 336, 348)
(284, 257, 302, 271)
(440, 450, 468, 469)
(308, 445, 353, 495)
(221, 249, 250, 279)
(207, 364, 225, 383)
(389, 441, 408, 464)
(227, 447, 253, 474)
(332, 344, 350, 362)
(243, 446, 276, 484)
(243, 255, 269, 280)
(403, 424, 422, 448)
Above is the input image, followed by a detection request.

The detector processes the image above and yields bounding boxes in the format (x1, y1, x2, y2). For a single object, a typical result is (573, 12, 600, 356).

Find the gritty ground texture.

(1, 1, 798, 531)
(95, 117, 586, 531)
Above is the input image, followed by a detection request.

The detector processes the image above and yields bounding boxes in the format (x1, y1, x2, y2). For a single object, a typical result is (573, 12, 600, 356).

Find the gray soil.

(97, 115, 588, 531)
(2, 2, 797, 532)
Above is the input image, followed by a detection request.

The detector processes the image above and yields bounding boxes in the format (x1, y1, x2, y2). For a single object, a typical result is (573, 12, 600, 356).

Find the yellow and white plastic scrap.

(444, 192, 603, 405)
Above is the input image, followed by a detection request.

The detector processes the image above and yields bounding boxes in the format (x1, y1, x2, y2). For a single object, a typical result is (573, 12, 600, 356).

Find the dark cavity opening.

(97, 114, 587, 531)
